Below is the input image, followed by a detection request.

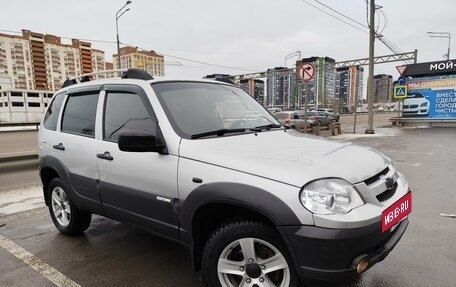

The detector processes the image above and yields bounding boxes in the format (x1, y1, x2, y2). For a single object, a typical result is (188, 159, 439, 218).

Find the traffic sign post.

(393, 85, 407, 126)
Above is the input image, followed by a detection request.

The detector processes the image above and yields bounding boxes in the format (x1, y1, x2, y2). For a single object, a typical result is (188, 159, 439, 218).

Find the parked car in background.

(274, 111, 311, 130)
(403, 92, 430, 117)
(267, 107, 282, 114)
(304, 110, 333, 126)
(316, 108, 340, 122)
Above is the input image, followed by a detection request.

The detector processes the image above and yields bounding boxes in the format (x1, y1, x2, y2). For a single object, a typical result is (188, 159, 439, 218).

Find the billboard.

(404, 76, 456, 118)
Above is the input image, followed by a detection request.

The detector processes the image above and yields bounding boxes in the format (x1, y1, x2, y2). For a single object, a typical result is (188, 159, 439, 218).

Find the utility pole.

(365, 0, 376, 134)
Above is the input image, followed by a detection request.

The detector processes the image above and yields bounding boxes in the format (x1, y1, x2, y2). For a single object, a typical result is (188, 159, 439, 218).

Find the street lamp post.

(427, 31, 451, 60)
(116, 1, 132, 69)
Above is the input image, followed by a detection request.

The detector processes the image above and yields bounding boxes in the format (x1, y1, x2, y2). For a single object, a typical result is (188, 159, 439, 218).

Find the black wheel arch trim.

(39, 155, 103, 213)
(40, 155, 71, 206)
(179, 182, 301, 244)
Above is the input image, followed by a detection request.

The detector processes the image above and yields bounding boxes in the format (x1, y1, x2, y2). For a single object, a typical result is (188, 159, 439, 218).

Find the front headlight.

(420, 102, 428, 107)
(300, 178, 364, 215)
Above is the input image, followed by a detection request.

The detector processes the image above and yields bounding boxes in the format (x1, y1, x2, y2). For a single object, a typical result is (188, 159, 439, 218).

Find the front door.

(96, 85, 179, 239)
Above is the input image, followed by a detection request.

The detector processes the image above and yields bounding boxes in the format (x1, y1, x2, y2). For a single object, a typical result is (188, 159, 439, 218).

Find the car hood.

(179, 130, 391, 187)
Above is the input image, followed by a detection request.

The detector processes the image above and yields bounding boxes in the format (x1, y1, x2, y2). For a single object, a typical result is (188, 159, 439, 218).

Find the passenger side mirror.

(118, 131, 165, 153)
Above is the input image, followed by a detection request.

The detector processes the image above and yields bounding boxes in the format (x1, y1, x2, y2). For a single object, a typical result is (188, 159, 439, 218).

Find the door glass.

(43, 92, 65, 131)
(61, 93, 99, 137)
(103, 92, 155, 142)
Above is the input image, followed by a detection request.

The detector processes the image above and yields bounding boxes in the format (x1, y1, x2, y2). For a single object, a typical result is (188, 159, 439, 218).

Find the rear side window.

(43, 92, 65, 131)
(61, 93, 99, 137)
(103, 92, 155, 142)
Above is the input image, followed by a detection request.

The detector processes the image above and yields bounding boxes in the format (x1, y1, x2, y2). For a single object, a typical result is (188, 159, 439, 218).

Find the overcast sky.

(1, 0, 454, 91)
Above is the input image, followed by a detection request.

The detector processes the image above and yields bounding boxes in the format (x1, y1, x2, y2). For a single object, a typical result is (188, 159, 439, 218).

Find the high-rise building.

(298, 57, 336, 109)
(239, 79, 265, 106)
(335, 66, 364, 112)
(266, 67, 296, 109)
(0, 29, 107, 91)
(373, 74, 393, 103)
(113, 47, 164, 77)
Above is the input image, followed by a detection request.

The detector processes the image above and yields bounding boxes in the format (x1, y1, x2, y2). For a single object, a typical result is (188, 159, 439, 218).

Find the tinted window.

(103, 92, 155, 142)
(44, 93, 65, 131)
(62, 93, 99, 137)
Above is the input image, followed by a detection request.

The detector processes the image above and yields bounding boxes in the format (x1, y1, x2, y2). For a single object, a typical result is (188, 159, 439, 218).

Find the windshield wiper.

(253, 124, 283, 130)
(191, 128, 246, 139)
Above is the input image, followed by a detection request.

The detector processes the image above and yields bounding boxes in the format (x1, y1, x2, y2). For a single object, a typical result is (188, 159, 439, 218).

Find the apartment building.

(0, 29, 107, 91)
(239, 79, 265, 106)
(266, 67, 296, 109)
(335, 66, 364, 112)
(298, 57, 336, 109)
(373, 74, 393, 103)
(113, 46, 164, 77)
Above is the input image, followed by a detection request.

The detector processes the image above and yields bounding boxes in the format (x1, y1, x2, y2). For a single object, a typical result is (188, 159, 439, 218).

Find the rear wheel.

(47, 178, 92, 235)
(202, 221, 299, 287)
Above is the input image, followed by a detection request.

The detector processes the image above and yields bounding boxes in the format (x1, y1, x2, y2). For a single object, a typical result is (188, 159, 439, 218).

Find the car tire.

(47, 178, 92, 235)
(201, 220, 299, 287)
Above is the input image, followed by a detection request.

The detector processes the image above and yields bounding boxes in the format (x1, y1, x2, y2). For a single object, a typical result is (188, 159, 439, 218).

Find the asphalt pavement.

(1, 122, 455, 287)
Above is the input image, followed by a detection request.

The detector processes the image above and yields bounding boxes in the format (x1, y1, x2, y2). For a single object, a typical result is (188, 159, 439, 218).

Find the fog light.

(356, 256, 369, 274)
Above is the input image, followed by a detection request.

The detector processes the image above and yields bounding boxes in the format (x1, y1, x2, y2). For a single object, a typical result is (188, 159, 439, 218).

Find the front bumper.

(278, 218, 409, 282)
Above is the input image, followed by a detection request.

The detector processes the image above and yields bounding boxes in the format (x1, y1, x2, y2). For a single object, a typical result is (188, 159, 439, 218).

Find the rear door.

(52, 87, 103, 212)
(96, 84, 179, 239)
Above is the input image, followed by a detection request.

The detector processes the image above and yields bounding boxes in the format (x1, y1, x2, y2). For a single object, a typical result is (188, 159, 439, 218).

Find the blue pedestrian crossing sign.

(394, 85, 407, 99)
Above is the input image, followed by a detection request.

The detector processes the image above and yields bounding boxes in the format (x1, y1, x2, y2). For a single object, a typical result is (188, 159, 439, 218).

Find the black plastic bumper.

(278, 219, 409, 282)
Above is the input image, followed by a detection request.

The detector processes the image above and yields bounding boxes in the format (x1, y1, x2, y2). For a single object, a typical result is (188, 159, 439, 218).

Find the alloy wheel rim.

(51, 187, 71, 227)
(217, 237, 290, 287)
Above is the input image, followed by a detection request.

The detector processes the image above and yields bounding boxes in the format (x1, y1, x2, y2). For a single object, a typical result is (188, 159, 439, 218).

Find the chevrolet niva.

(38, 69, 411, 287)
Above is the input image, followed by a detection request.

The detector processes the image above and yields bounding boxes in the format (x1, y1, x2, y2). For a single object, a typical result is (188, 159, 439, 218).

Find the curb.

(0, 153, 38, 163)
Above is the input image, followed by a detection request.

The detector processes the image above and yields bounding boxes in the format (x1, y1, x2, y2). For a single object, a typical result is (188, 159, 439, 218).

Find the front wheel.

(202, 221, 299, 287)
(47, 178, 92, 235)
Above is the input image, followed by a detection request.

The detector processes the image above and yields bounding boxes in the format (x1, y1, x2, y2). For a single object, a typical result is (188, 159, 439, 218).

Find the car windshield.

(152, 82, 281, 139)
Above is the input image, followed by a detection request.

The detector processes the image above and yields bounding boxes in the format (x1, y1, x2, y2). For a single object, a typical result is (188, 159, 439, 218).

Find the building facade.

(335, 66, 364, 112)
(0, 29, 108, 91)
(298, 57, 336, 109)
(266, 67, 296, 109)
(373, 74, 393, 103)
(113, 47, 164, 77)
(239, 79, 265, 106)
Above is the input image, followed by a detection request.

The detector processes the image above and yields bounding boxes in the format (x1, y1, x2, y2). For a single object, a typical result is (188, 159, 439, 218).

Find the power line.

(300, 0, 368, 34)
(312, 0, 368, 29)
(303, 0, 408, 61)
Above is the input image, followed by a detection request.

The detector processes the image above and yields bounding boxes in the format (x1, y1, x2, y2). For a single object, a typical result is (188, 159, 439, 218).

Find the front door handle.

(53, 143, 65, 151)
(97, 151, 113, 161)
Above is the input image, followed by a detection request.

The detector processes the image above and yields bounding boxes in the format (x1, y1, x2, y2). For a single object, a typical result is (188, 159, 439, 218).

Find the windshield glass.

(152, 82, 281, 139)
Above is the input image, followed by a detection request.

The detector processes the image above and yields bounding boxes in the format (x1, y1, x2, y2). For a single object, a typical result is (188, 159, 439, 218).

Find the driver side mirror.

(118, 131, 165, 153)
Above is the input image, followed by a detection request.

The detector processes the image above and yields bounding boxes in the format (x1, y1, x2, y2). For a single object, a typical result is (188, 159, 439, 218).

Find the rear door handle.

(53, 143, 65, 151)
(97, 151, 113, 161)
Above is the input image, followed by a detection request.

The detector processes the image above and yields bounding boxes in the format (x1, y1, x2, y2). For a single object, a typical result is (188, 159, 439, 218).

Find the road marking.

(0, 235, 81, 287)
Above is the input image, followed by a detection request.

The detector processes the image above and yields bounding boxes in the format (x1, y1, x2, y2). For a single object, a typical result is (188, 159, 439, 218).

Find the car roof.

(55, 75, 236, 95)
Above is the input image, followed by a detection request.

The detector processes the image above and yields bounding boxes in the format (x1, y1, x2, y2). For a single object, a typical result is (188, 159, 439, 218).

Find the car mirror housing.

(118, 131, 165, 153)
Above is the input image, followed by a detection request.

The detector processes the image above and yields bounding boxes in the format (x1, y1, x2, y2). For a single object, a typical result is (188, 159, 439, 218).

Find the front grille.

(376, 182, 398, 202)
(403, 105, 410, 108)
(410, 104, 419, 108)
(364, 167, 389, 186)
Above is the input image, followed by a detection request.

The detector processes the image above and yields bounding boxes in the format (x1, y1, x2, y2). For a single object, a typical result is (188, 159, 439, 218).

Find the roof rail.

(61, 68, 154, 88)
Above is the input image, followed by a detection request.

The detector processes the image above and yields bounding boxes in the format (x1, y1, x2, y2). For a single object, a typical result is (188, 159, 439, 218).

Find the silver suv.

(38, 69, 411, 287)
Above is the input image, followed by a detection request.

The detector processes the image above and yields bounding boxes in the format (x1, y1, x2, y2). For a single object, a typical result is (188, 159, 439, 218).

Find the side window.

(61, 93, 99, 137)
(43, 92, 65, 131)
(103, 91, 155, 142)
